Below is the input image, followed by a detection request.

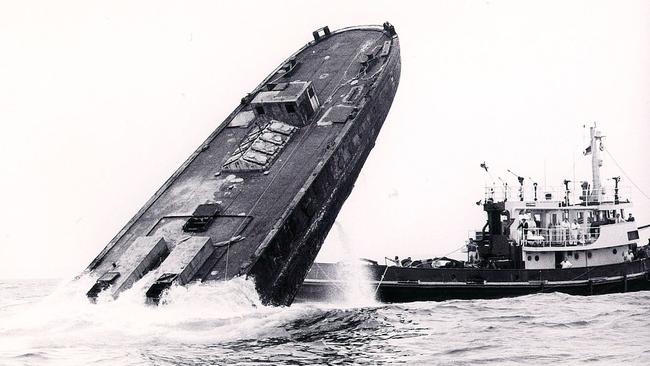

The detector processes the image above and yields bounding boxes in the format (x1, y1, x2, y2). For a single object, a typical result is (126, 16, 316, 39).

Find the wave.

(1, 278, 650, 365)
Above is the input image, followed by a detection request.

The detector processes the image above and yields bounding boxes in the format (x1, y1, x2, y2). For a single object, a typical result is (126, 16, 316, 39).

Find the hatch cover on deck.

(222, 118, 296, 172)
(183, 203, 221, 233)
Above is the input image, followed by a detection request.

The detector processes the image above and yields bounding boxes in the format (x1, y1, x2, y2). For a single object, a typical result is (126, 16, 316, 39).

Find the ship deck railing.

(484, 184, 630, 206)
(520, 227, 600, 247)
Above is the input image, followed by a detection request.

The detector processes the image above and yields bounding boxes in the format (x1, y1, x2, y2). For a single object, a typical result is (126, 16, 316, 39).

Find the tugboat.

(297, 125, 650, 302)
(84, 23, 401, 306)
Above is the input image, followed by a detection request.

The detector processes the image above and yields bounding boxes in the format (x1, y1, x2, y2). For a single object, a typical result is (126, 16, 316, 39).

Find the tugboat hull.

(296, 259, 650, 302)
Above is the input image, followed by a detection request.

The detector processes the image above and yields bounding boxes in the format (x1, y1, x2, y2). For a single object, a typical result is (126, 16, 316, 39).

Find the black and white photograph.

(1, 1, 649, 365)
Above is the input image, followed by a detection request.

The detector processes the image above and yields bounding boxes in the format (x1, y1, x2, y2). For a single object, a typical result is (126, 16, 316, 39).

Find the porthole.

(574, 253, 580, 260)
(613, 248, 618, 255)
(534, 255, 540, 262)
(587, 252, 592, 259)
(527, 255, 532, 261)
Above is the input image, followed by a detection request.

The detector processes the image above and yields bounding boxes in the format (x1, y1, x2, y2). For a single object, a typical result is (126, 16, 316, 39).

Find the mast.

(586, 124, 604, 203)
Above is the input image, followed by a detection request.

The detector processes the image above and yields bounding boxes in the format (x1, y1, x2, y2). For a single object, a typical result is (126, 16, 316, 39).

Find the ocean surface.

(1, 275, 649, 366)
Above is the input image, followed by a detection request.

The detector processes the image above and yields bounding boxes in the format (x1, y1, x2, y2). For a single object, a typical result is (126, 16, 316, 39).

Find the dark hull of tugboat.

(295, 259, 650, 302)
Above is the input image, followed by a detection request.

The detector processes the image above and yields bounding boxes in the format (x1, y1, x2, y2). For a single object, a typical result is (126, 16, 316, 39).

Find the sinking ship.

(298, 125, 650, 302)
(85, 23, 401, 306)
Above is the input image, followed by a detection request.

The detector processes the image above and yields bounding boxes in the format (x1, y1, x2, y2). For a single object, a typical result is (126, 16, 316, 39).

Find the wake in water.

(0, 220, 385, 366)
(2, 277, 650, 365)
(0, 275, 396, 366)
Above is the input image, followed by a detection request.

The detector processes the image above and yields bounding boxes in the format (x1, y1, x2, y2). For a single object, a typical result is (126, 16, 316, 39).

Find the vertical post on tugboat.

(563, 180, 571, 206)
(584, 124, 604, 204)
(612, 176, 621, 204)
(507, 170, 525, 201)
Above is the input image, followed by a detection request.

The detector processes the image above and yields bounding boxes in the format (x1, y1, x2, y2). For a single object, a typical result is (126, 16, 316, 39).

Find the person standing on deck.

(623, 250, 634, 262)
(518, 218, 529, 243)
(560, 217, 570, 244)
(547, 222, 556, 244)
(627, 213, 635, 222)
(615, 213, 623, 223)
(527, 218, 537, 239)
(570, 219, 580, 245)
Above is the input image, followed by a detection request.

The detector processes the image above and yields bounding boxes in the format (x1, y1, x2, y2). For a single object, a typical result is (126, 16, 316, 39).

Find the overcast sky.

(1, 1, 649, 279)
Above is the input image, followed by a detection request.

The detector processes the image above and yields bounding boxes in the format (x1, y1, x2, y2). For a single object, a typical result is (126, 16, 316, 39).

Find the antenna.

(507, 169, 525, 201)
(498, 177, 508, 202)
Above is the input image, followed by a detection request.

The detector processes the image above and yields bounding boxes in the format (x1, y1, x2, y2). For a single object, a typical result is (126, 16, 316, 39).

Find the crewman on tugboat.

(627, 213, 635, 222)
(561, 257, 573, 269)
(570, 219, 580, 245)
(401, 257, 413, 267)
(518, 218, 529, 241)
(560, 217, 570, 243)
(638, 246, 648, 259)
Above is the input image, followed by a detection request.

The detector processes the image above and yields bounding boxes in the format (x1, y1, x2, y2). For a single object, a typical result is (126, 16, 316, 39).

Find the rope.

(440, 244, 466, 258)
(604, 148, 650, 201)
(374, 265, 389, 295)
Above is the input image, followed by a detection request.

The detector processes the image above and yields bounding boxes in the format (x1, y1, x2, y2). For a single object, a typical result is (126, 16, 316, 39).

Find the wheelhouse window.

(628, 230, 639, 241)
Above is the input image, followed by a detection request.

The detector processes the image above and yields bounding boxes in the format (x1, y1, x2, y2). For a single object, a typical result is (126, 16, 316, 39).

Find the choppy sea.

(1, 274, 649, 366)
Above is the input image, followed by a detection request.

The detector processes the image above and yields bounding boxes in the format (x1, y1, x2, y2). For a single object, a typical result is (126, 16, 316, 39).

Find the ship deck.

(88, 26, 400, 288)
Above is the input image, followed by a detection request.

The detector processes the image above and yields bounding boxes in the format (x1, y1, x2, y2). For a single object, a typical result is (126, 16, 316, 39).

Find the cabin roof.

(252, 81, 310, 104)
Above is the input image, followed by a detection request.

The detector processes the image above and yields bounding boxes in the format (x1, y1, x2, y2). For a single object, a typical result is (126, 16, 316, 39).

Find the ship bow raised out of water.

(85, 23, 401, 305)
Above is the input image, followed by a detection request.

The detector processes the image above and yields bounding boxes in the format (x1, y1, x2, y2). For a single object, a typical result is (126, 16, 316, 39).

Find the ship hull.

(296, 259, 650, 302)
(250, 44, 401, 305)
(85, 25, 401, 306)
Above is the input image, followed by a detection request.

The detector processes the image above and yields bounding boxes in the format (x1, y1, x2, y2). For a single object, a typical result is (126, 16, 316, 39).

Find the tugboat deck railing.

(521, 227, 599, 247)
(484, 185, 630, 206)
